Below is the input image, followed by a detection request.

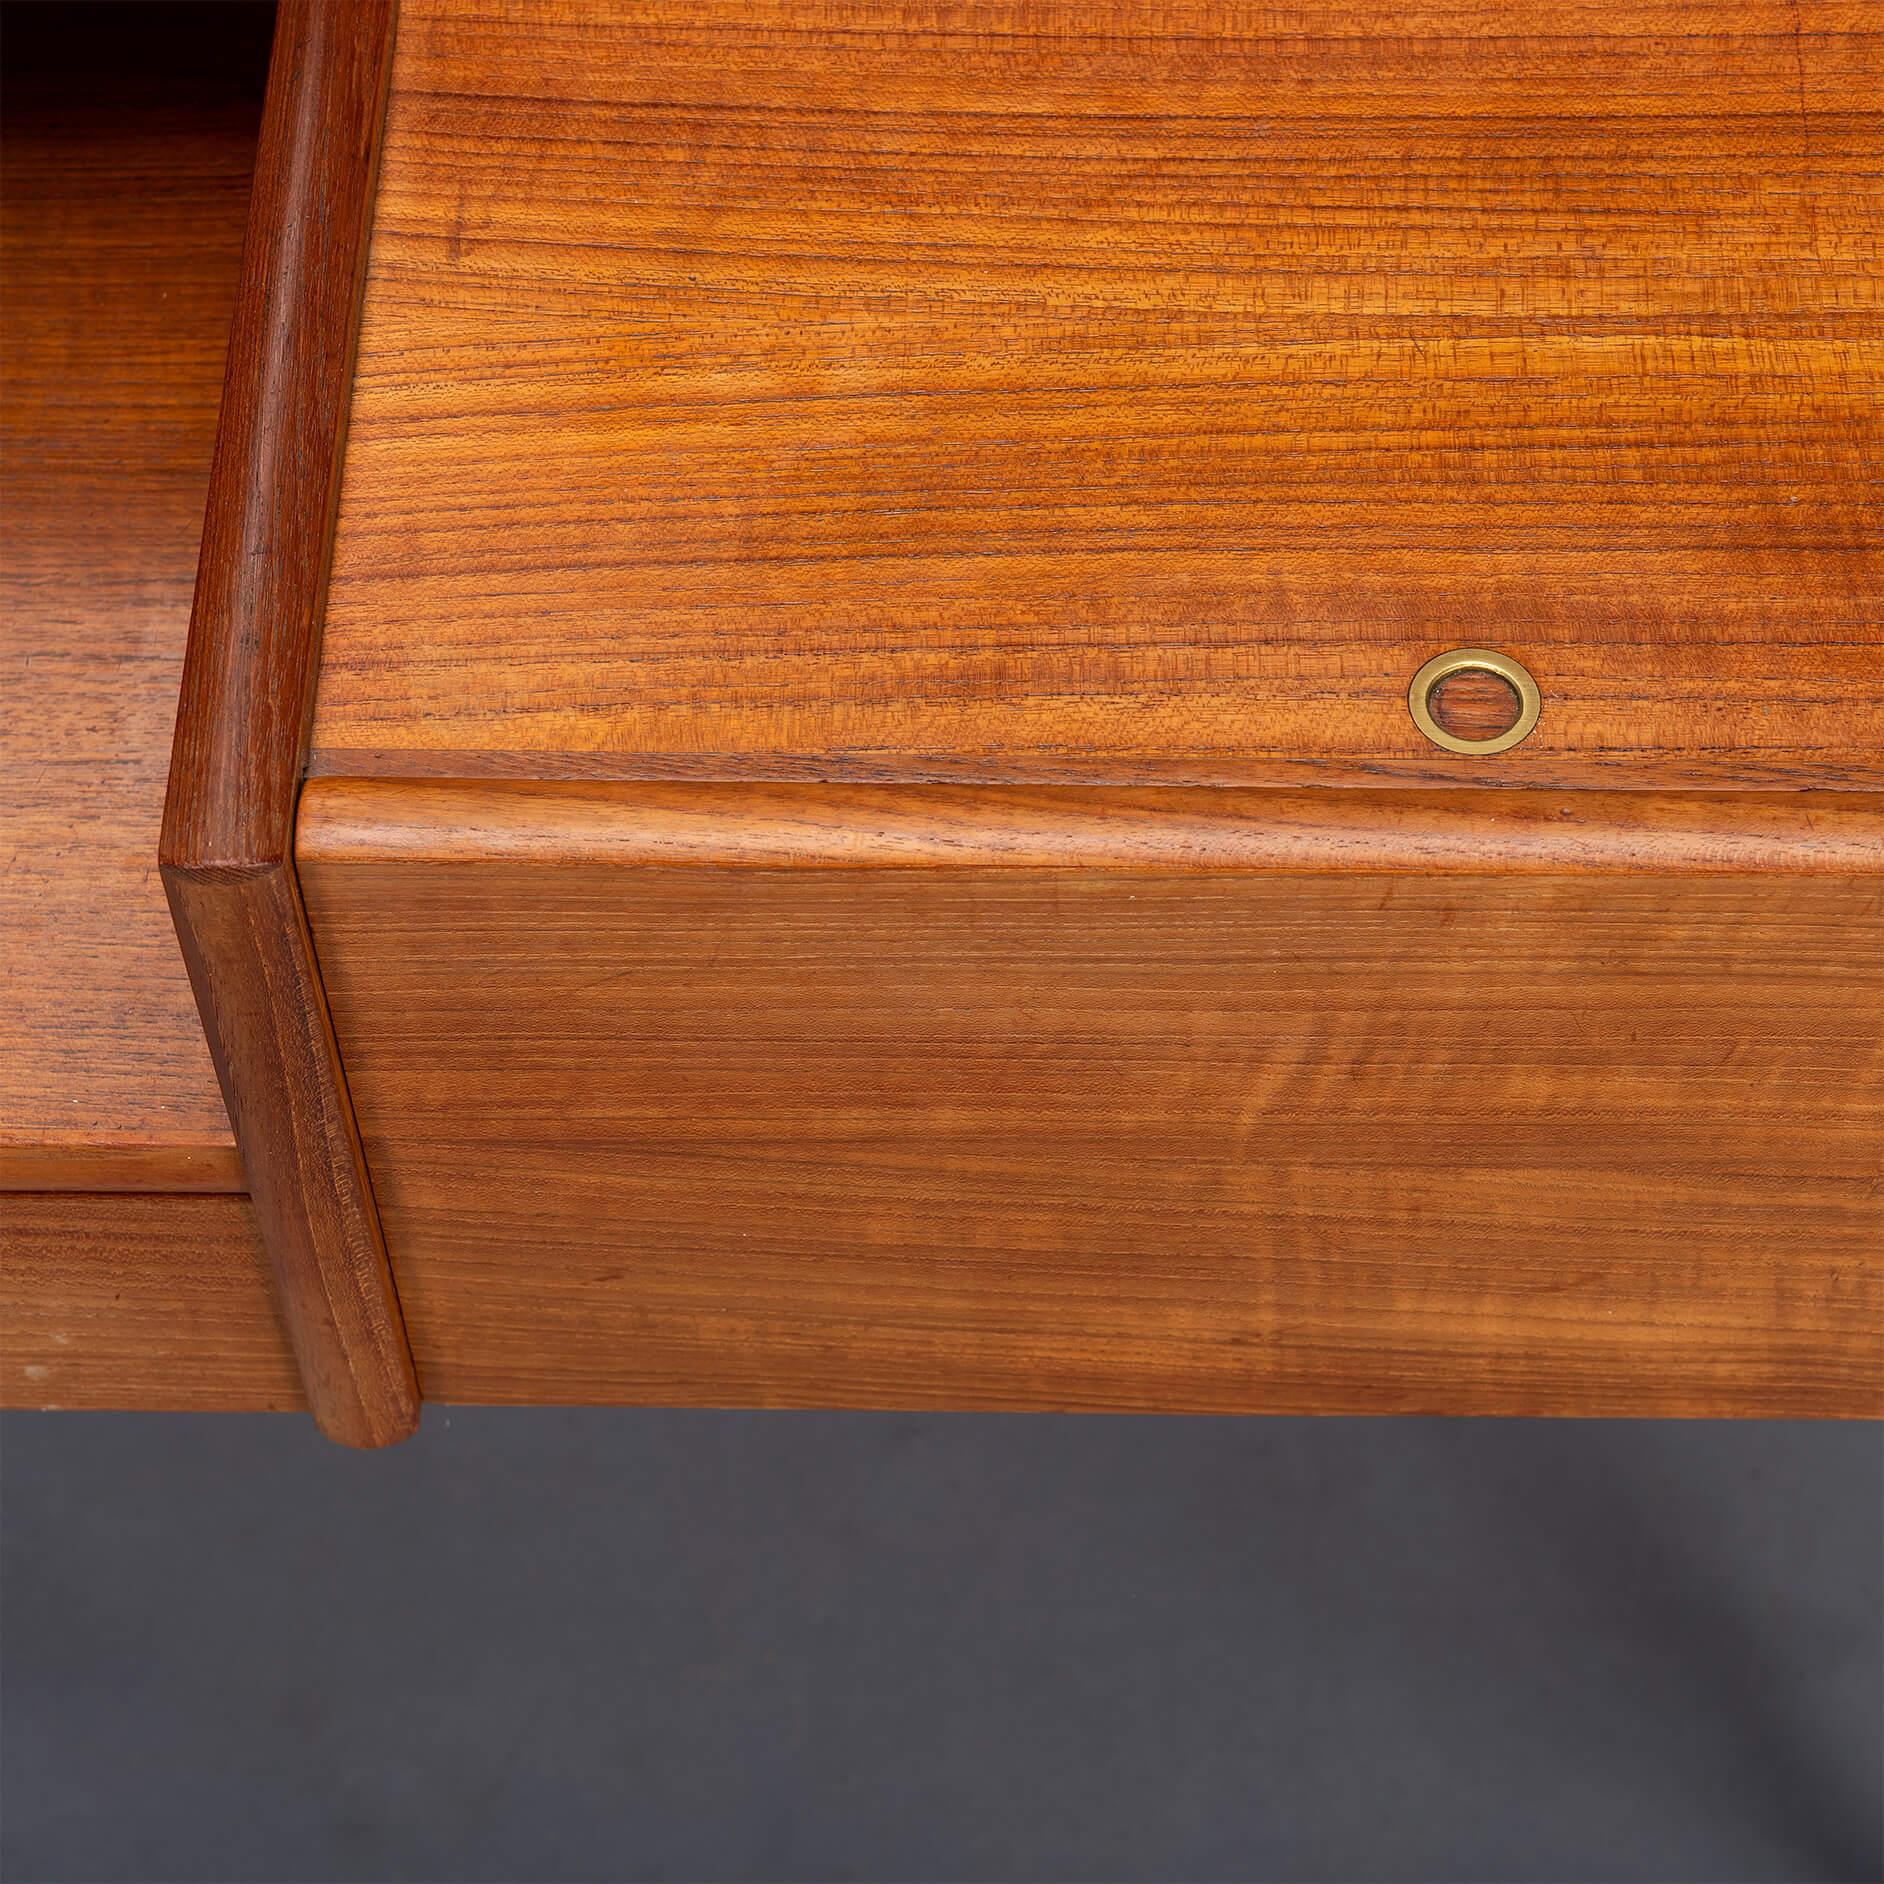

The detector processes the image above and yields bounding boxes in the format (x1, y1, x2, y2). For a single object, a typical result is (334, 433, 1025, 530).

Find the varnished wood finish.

(0, 1145, 246, 1195)
(1, 5, 271, 1191)
(162, 0, 418, 1446)
(298, 784, 1884, 1418)
(1, 1193, 302, 1412)
(312, 0, 1882, 788)
(299, 779, 1884, 875)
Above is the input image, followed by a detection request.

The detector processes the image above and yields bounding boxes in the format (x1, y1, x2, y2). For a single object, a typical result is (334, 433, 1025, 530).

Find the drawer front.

(298, 782, 1883, 1417)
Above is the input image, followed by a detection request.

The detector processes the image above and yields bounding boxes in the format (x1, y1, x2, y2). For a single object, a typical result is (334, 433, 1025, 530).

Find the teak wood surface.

(291, 0, 1880, 1422)
(1, 6, 271, 1195)
(27, 0, 1872, 1427)
(300, 779, 1884, 875)
(298, 782, 1884, 1419)
(1, 1193, 300, 1412)
(311, 0, 1882, 788)
(162, 0, 419, 1445)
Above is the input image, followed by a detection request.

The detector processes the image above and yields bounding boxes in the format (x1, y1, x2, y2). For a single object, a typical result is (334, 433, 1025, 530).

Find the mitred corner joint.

(161, 0, 418, 1446)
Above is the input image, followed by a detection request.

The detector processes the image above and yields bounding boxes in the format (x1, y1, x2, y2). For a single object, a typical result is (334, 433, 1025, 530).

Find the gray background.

(1, 1412, 1878, 1883)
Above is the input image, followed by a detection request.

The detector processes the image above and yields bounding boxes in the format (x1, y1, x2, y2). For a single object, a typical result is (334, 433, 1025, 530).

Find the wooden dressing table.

(5, 0, 1880, 1443)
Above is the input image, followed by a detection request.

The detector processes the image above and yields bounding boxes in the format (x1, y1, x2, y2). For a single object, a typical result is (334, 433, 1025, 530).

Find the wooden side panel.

(313, 0, 1883, 789)
(162, 0, 418, 1446)
(1, 1193, 303, 1412)
(299, 782, 1884, 1418)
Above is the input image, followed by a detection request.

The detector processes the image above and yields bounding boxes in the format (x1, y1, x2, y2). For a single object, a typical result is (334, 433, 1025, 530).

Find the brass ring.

(1407, 648, 1541, 756)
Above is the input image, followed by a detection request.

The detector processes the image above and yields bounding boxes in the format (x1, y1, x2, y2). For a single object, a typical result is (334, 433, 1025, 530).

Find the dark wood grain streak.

(162, 0, 418, 1446)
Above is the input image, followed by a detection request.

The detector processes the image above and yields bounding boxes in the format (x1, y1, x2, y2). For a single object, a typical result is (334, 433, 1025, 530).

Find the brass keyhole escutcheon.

(1408, 648, 1541, 756)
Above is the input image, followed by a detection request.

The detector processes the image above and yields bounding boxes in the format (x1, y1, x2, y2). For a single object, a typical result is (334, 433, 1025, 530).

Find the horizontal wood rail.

(299, 781, 1884, 877)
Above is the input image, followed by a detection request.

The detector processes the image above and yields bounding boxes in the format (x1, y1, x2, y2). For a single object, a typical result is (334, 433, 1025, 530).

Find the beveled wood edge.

(297, 779, 1884, 876)
(161, 0, 417, 1447)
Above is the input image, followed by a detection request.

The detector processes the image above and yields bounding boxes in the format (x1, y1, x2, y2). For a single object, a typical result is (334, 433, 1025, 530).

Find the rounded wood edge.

(296, 778, 1884, 877)
(159, 0, 419, 1449)
(162, 0, 400, 877)
(164, 861, 420, 1449)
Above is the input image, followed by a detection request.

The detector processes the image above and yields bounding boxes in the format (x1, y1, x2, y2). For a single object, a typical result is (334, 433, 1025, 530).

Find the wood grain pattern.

(0, 4, 272, 1190)
(299, 778, 1884, 874)
(312, 0, 1882, 788)
(298, 783, 1884, 1418)
(1, 1192, 302, 1411)
(162, 0, 419, 1446)
(0, 1144, 246, 1195)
